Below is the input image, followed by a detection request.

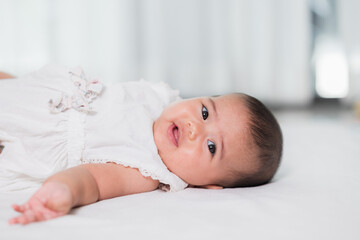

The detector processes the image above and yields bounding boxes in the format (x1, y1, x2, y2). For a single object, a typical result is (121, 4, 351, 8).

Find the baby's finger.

(8, 214, 28, 225)
(17, 210, 36, 225)
(12, 204, 26, 213)
(8, 216, 20, 225)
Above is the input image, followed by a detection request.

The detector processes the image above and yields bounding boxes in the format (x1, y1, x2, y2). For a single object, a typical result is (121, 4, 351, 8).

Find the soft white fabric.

(0, 64, 187, 192)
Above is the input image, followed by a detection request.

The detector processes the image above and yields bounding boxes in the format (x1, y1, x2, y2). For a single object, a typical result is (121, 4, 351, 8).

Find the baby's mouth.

(168, 123, 179, 147)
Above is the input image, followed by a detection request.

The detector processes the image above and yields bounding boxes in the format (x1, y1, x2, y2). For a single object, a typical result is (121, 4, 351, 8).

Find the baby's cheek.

(181, 148, 200, 161)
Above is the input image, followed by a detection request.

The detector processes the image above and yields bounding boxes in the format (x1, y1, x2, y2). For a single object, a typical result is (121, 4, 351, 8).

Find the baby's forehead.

(213, 94, 249, 120)
(214, 93, 244, 104)
(217, 107, 251, 154)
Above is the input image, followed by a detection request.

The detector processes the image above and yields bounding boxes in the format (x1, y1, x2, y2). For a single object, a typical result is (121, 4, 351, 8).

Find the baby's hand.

(9, 181, 73, 225)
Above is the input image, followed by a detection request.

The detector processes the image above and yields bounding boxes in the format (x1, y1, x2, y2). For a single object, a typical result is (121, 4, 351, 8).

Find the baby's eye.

(207, 140, 216, 155)
(202, 105, 209, 120)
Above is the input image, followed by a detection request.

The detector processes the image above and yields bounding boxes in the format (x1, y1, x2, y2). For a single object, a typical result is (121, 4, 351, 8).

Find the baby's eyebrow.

(220, 137, 224, 162)
(209, 97, 218, 119)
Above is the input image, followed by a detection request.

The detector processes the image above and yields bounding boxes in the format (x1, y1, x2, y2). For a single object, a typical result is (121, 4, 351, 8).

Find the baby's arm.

(0, 72, 15, 79)
(9, 163, 159, 225)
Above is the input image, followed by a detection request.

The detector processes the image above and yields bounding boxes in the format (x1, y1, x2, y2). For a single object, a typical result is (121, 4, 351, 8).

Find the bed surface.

(1, 109, 360, 240)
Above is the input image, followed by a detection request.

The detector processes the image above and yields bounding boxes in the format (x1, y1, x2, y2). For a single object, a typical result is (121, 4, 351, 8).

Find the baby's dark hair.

(222, 93, 283, 188)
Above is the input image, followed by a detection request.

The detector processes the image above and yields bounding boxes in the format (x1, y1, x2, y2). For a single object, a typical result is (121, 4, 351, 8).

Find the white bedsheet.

(1, 110, 360, 240)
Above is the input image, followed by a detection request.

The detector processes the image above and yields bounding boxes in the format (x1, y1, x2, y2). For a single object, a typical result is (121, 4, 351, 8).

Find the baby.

(0, 65, 282, 225)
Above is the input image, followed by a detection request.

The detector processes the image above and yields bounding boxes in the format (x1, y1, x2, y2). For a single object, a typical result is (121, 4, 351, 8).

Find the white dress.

(0, 64, 188, 192)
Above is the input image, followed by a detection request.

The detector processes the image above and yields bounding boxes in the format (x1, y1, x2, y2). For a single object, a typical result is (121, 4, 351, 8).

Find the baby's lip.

(168, 123, 179, 147)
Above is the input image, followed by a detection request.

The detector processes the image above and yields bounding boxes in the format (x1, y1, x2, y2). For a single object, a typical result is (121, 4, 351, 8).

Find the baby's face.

(153, 94, 256, 187)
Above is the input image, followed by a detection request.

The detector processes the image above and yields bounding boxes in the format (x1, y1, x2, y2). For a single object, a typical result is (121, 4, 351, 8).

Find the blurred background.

(0, 0, 359, 110)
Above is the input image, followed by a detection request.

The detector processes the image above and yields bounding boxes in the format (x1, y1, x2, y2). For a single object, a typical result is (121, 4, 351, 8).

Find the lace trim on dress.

(49, 67, 103, 113)
(81, 157, 188, 192)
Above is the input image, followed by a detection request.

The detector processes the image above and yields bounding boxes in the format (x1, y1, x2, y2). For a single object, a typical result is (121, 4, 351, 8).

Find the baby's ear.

(202, 184, 223, 190)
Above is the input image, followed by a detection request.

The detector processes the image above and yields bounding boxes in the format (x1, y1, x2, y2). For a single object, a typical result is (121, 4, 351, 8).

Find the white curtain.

(338, 0, 360, 104)
(0, 0, 312, 105)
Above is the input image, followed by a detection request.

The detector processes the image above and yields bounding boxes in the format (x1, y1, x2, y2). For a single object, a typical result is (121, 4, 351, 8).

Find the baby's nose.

(187, 121, 200, 141)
